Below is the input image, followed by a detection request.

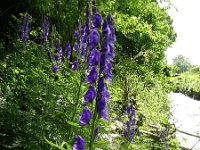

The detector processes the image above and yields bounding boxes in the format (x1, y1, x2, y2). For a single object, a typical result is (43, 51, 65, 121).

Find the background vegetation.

(0, 0, 180, 149)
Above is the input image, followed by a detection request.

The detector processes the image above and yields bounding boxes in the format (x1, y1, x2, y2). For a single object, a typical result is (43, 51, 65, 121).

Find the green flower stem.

(89, 104, 97, 150)
(67, 77, 82, 141)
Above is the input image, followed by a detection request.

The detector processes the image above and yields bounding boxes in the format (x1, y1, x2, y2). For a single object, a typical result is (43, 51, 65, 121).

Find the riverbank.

(171, 70, 200, 100)
(169, 93, 200, 149)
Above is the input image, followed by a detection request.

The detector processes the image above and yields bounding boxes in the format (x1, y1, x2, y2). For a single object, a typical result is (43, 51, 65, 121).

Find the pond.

(169, 93, 200, 150)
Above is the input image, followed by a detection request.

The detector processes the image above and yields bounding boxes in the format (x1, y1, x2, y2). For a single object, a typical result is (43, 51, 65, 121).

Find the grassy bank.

(171, 66, 200, 100)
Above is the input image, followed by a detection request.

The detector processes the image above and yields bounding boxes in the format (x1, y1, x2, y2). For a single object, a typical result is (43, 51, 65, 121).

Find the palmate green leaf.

(44, 138, 66, 150)
(66, 121, 80, 128)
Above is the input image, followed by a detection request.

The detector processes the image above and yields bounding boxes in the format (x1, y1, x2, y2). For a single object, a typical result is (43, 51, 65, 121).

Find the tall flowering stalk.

(123, 105, 136, 142)
(20, 16, 30, 43)
(41, 16, 49, 44)
(76, 0, 116, 149)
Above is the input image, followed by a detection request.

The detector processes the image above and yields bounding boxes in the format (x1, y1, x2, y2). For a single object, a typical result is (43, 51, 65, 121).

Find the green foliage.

(171, 67, 200, 100)
(172, 54, 192, 74)
(0, 0, 179, 149)
(98, 0, 176, 73)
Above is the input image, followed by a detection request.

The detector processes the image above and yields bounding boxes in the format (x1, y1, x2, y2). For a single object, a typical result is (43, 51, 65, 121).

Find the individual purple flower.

(62, 43, 67, 54)
(84, 85, 96, 104)
(74, 29, 79, 39)
(81, 23, 86, 35)
(52, 64, 59, 73)
(92, 13, 102, 29)
(102, 19, 111, 35)
(103, 61, 113, 82)
(66, 41, 72, 59)
(80, 42, 87, 58)
(74, 42, 79, 51)
(87, 49, 100, 66)
(97, 77, 110, 101)
(73, 135, 85, 150)
(87, 67, 98, 83)
(92, 6, 97, 14)
(71, 59, 78, 71)
(54, 52, 62, 62)
(79, 107, 92, 126)
(96, 96, 107, 120)
(96, 77, 109, 119)
(101, 38, 115, 61)
(107, 14, 115, 26)
(81, 33, 87, 43)
(89, 29, 100, 50)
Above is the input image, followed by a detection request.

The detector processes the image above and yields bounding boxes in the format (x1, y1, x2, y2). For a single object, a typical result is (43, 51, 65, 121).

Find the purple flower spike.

(123, 105, 136, 141)
(102, 19, 111, 35)
(20, 16, 30, 42)
(79, 107, 92, 126)
(84, 85, 96, 104)
(87, 49, 100, 66)
(89, 29, 100, 50)
(92, 13, 102, 29)
(52, 64, 59, 73)
(73, 135, 85, 150)
(87, 67, 98, 83)
(71, 59, 78, 71)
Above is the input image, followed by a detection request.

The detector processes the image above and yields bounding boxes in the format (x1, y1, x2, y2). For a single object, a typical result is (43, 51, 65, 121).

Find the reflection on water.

(169, 93, 200, 149)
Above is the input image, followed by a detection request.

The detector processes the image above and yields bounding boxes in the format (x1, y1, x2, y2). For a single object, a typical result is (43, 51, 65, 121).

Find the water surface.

(169, 93, 200, 149)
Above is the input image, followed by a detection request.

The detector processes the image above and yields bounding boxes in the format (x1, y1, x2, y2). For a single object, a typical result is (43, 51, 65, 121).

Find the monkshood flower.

(89, 29, 100, 51)
(92, 13, 102, 29)
(79, 107, 92, 126)
(54, 47, 63, 62)
(84, 85, 96, 104)
(52, 64, 59, 74)
(123, 105, 136, 142)
(74, 42, 79, 52)
(66, 41, 72, 59)
(87, 49, 100, 66)
(74, 29, 79, 39)
(97, 77, 110, 101)
(96, 77, 109, 119)
(73, 135, 85, 150)
(71, 59, 78, 71)
(80, 42, 87, 58)
(87, 67, 98, 84)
